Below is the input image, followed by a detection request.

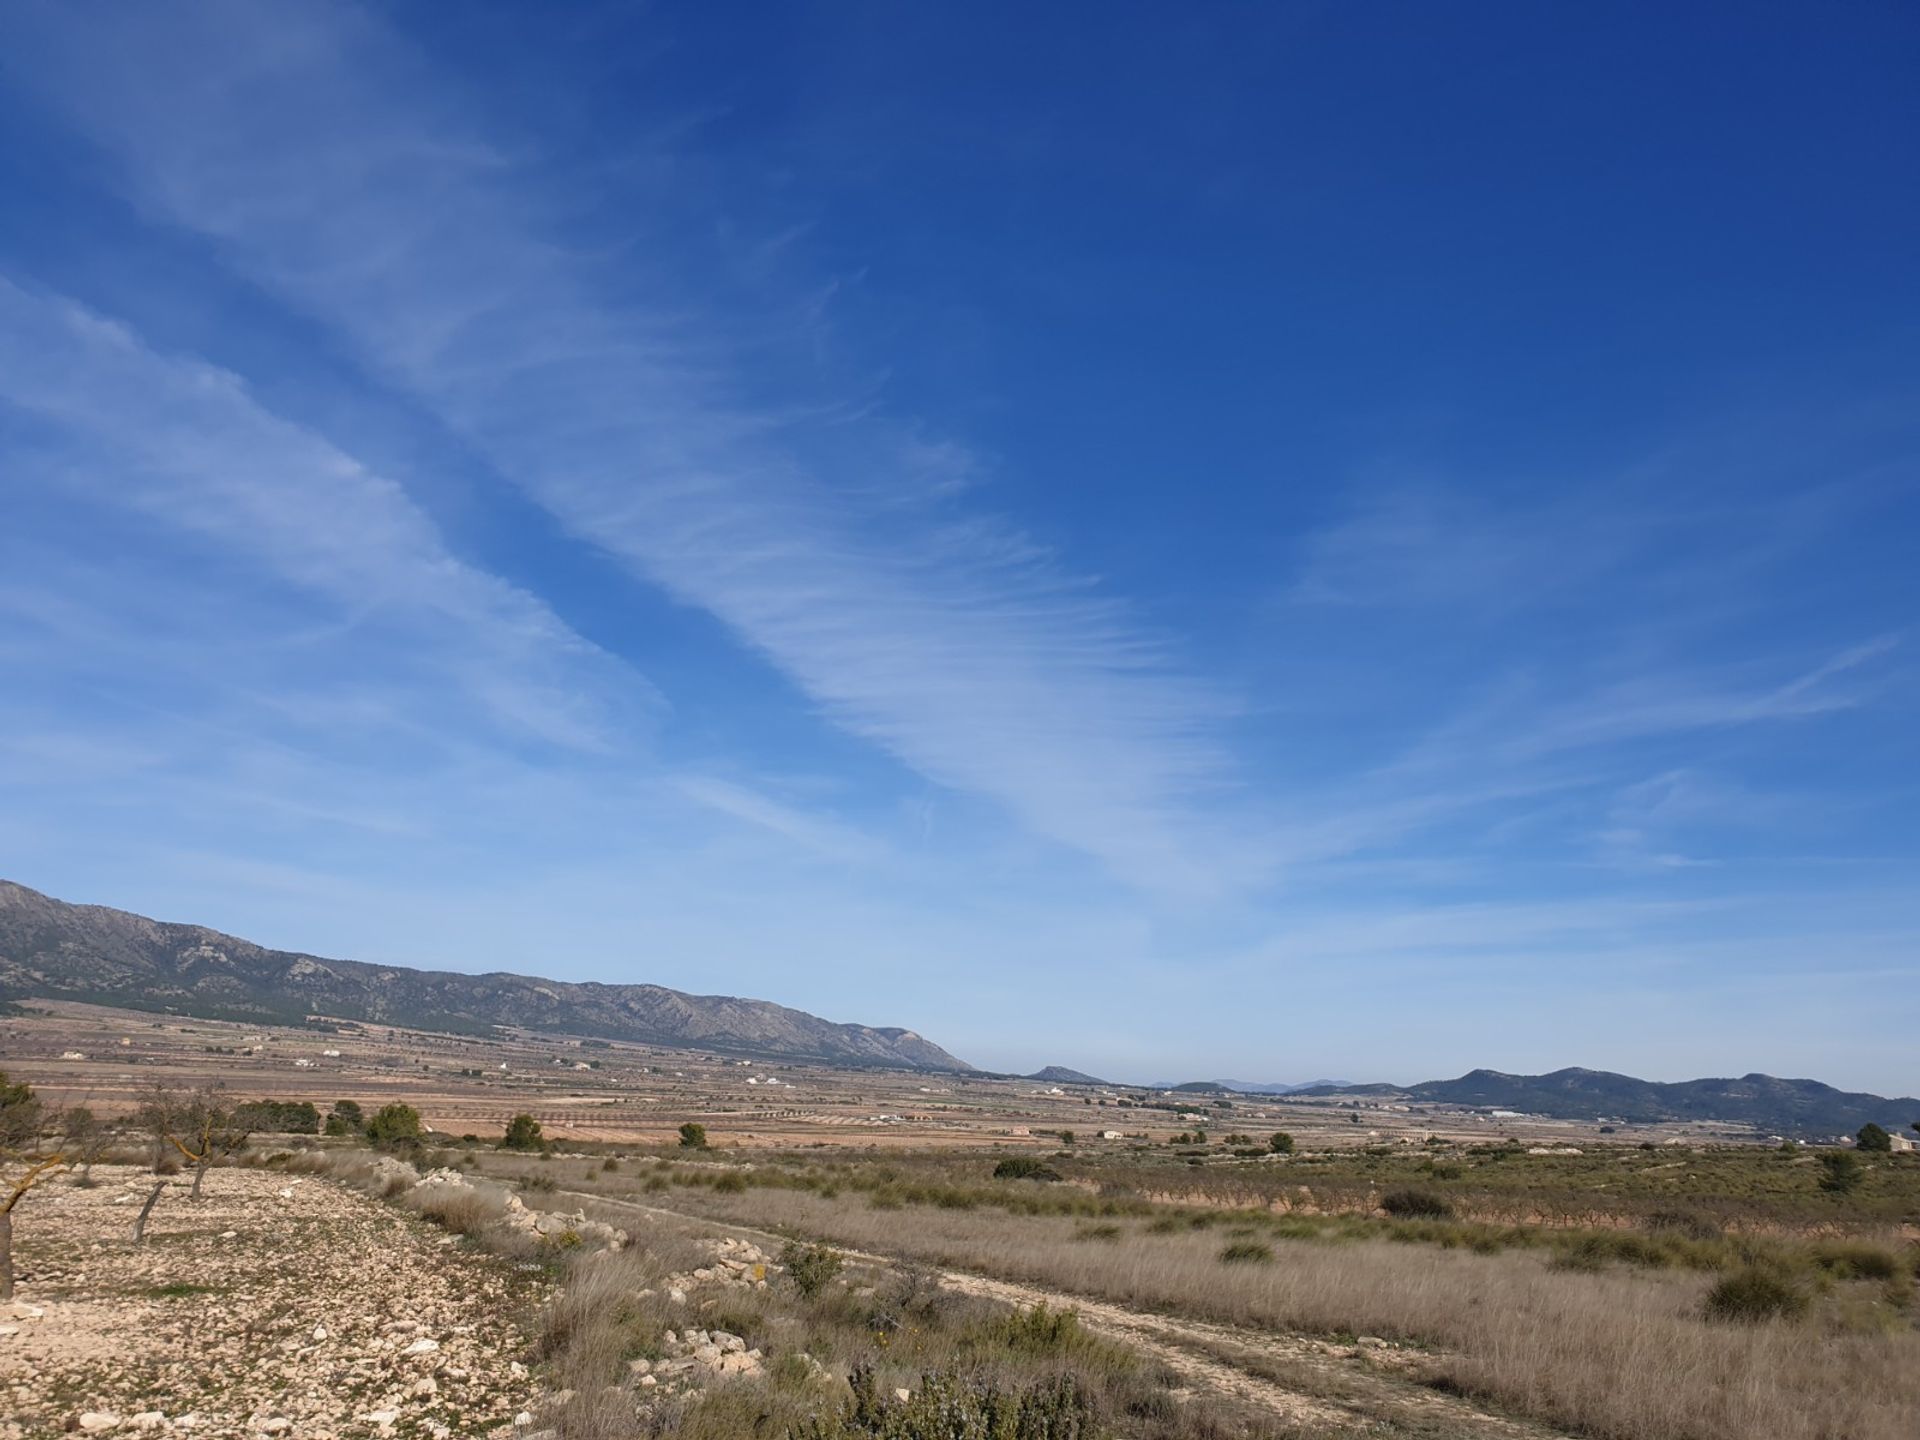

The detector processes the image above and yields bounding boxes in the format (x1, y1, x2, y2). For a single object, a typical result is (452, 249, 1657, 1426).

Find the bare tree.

(137, 1084, 254, 1201)
(0, 1070, 68, 1302)
(62, 1106, 108, 1186)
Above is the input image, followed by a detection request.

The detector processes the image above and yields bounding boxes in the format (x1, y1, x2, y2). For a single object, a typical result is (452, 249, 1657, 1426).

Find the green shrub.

(323, 1100, 364, 1137)
(1810, 1241, 1901, 1280)
(992, 1303, 1084, 1354)
(678, 1122, 708, 1149)
(1704, 1267, 1808, 1324)
(798, 1365, 1091, 1440)
(992, 1156, 1061, 1182)
(1818, 1151, 1865, 1194)
(498, 1113, 546, 1152)
(712, 1171, 748, 1194)
(1219, 1240, 1274, 1264)
(233, 1099, 321, 1134)
(365, 1102, 424, 1152)
(1856, 1123, 1893, 1153)
(1381, 1187, 1454, 1220)
(781, 1239, 846, 1299)
(1269, 1131, 1294, 1154)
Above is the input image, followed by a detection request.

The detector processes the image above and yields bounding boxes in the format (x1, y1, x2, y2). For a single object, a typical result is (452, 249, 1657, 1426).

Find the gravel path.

(1, 1166, 546, 1440)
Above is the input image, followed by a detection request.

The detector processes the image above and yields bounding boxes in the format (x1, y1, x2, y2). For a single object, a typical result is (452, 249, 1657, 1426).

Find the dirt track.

(554, 1187, 1572, 1439)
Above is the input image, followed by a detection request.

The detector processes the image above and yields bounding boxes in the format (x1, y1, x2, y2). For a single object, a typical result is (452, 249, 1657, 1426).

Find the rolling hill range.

(0, 879, 969, 1071)
(1299, 1067, 1920, 1138)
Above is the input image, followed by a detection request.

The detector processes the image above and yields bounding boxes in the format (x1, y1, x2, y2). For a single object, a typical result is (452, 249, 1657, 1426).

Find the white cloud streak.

(0, 276, 648, 754)
(0, 1, 1240, 893)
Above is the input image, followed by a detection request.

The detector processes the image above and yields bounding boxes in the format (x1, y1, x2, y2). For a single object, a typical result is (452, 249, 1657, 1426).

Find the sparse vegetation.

(678, 1121, 708, 1150)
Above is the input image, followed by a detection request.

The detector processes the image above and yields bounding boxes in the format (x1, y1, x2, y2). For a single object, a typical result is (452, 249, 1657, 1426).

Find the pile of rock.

(659, 1235, 773, 1297)
(638, 1326, 764, 1386)
(495, 1192, 628, 1252)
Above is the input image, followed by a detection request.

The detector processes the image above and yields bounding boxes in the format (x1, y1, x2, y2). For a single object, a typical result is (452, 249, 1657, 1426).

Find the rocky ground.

(1, 1165, 547, 1439)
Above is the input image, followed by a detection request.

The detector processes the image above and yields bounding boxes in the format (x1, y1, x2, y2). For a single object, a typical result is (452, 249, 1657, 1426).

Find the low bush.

(1703, 1266, 1808, 1324)
(798, 1366, 1093, 1440)
(1218, 1240, 1274, 1264)
(1381, 1187, 1454, 1220)
(992, 1156, 1062, 1182)
(1645, 1208, 1722, 1241)
(497, 1113, 546, 1152)
(782, 1239, 846, 1299)
(1809, 1241, 1901, 1281)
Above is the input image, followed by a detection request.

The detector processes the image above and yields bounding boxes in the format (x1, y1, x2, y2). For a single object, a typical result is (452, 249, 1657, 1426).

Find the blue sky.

(1, 2, 1915, 1091)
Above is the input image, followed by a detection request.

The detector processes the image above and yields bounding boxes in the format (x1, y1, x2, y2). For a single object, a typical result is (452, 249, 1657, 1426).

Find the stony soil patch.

(1, 1166, 545, 1439)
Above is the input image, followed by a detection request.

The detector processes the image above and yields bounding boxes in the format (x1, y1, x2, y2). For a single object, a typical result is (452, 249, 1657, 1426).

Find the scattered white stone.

(130, 1414, 167, 1432)
(312, 1324, 329, 1341)
(894, 1389, 913, 1403)
(78, 1415, 121, 1433)
(402, 1337, 440, 1355)
(260, 1420, 292, 1435)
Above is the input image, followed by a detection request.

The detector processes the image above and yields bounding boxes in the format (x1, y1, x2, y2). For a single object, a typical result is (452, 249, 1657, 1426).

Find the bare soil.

(1, 1166, 545, 1439)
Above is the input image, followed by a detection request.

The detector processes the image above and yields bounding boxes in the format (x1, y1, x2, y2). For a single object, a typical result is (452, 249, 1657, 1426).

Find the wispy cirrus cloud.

(0, 276, 651, 755)
(0, 0, 1242, 894)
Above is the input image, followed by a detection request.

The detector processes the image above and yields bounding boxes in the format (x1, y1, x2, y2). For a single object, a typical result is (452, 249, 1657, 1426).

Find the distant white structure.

(60, 1050, 86, 1061)
(1100, 1130, 1123, 1140)
(321, 1048, 342, 1058)
(293, 1058, 315, 1068)
(1889, 1133, 1917, 1153)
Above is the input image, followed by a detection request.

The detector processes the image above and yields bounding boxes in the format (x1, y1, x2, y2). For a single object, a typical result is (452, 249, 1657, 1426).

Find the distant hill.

(1205, 1078, 1353, 1095)
(0, 879, 970, 1072)
(1027, 1066, 1107, 1086)
(1298, 1067, 1920, 1137)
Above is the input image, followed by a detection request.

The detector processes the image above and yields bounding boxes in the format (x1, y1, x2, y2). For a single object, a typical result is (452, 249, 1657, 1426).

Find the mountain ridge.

(0, 879, 969, 1071)
(1296, 1066, 1919, 1137)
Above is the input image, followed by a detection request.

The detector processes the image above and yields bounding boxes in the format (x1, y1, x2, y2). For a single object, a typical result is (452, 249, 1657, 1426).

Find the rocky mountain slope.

(1300, 1067, 1919, 1137)
(0, 879, 969, 1070)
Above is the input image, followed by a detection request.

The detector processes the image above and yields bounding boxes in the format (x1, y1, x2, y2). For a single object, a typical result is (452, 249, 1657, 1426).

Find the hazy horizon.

(2, 4, 1915, 1094)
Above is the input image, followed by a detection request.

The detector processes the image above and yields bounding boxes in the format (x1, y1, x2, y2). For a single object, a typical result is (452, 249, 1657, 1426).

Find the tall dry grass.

(662, 1183, 1920, 1440)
